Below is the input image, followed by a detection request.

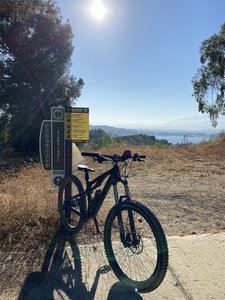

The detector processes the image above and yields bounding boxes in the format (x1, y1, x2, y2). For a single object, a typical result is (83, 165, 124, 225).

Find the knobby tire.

(104, 200, 168, 293)
(58, 175, 86, 234)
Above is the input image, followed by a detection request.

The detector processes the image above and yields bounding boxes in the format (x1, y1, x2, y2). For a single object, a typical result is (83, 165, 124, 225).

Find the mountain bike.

(58, 150, 168, 293)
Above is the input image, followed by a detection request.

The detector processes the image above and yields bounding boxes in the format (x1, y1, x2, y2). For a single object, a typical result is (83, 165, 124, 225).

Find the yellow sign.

(65, 107, 89, 142)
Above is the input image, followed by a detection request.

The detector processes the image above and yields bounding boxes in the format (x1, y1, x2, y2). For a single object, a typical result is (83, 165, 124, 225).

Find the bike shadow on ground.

(107, 282, 143, 300)
(17, 230, 142, 300)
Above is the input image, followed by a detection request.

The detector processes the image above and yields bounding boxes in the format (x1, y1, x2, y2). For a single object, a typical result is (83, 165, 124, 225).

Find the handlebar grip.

(81, 152, 110, 163)
(140, 155, 146, 159)
(81, 152, 99, 157)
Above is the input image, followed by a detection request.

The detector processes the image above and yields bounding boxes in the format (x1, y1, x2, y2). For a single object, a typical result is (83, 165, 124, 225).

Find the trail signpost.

(39, 106, 89, 188)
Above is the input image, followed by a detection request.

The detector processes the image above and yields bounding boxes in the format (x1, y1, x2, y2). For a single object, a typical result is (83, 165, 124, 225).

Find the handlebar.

(81, 151, 146, 164)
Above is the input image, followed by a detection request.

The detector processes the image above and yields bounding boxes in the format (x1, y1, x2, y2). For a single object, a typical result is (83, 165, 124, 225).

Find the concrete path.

(77, 233, 225, 299)
(1, 233, 225, 299)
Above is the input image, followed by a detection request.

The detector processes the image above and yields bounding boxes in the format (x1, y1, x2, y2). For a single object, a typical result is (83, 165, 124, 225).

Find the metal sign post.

(64, 139, 72, 212)
(51, 107, 65, 187)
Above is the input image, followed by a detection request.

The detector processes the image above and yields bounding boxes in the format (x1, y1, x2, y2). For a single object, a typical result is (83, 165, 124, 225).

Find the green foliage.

(89, 129, 114, 149)
(89, 130, 170, 148)
(192, 23, 225, 127)
(121, 134, 170, 146)
(89, 129, 106, 143)
(0, 0, 84, 155)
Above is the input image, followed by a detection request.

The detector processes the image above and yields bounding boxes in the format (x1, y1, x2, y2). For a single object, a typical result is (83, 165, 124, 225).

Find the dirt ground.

(129, 147, 225, 236)
(91, 142, 225, 237)
(1, 140, 225, 298)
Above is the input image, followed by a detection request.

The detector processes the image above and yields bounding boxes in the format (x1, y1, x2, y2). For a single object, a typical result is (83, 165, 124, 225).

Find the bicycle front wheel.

(104, 200, 168, 293)
(58, 175, 86, 234)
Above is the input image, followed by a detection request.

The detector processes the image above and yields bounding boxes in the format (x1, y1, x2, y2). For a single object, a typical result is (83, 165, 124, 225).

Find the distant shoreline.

(90, 124, 221, 144)
(154, 134, 211, 145)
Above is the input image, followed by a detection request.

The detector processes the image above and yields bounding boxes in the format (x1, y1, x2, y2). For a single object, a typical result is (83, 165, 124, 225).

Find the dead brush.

(0, 162, 113, 249)
(0, 164, 58, 249)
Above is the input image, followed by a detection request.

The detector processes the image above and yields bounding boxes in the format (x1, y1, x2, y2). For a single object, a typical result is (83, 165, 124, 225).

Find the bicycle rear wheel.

(58, 175, 86, 234)
(104, 200, 168, 293)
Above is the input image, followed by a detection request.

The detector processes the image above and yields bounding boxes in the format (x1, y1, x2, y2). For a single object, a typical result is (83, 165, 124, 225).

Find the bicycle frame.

(78, 162, 138, 247)
(83, 163, 128, 218)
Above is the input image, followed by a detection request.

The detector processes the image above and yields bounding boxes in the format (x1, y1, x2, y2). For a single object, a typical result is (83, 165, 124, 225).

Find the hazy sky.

(57, 0, 225, 129)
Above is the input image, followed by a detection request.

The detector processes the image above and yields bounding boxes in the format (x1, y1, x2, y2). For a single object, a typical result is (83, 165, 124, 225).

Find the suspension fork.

(122, 179, 138, 243)
(113, 181, 138, 247)
(113, 183, 127, 246)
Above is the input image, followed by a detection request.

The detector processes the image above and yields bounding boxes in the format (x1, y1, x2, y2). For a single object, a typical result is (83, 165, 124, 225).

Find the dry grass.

(1, 134, 225, 249)
(0, 165, 58, 249)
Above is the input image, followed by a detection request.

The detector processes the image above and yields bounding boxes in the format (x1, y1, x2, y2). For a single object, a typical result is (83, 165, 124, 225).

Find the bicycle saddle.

(77, 164, 95, 172)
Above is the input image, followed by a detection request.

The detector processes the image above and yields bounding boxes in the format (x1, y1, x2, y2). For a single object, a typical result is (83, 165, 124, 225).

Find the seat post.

(85, 171, 90, 183)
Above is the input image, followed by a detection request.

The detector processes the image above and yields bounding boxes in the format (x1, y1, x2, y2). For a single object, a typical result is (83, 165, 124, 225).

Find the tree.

(0, 0, 84, 155)
(89, 129, 113, 149)
(192, 23, 225, 127)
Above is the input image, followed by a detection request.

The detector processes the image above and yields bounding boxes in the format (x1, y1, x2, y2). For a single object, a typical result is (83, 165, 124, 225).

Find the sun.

(90, 0, 106, 22)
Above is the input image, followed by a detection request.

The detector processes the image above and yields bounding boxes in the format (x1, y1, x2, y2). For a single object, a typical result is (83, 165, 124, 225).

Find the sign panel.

(51, 107, 65, 171)
(51, 107, 65, 187)
(52, 121, 65, 171)
(39, 120, 51, 170)
(65, 107, 89, 142)
(51, 171, 64, 187)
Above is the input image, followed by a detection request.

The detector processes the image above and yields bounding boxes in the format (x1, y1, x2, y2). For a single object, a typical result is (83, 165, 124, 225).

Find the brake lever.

(98, 157, 104, 163)
(133, 157, 145, 162)
(93, 157, 98, 163)
(98, 154, 110, 163)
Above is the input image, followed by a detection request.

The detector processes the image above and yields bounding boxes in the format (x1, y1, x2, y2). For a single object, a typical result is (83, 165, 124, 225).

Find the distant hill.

(90, 124, 221, 138)
(90, 125, 139, 136)
(89, 128, 171, 148)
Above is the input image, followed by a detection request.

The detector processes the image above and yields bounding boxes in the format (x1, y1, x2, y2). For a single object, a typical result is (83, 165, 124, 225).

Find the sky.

(57, 0, 225, 130)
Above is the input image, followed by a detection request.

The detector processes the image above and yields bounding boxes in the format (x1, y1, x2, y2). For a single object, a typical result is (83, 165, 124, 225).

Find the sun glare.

(91, 0, 106, 22)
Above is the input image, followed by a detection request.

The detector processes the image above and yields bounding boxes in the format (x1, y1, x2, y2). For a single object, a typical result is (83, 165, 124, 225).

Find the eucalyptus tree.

(192, 23, 225, 127)
(0, 0, 83, 154)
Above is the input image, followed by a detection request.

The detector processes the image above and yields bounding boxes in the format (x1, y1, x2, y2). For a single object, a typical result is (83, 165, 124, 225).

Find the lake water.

(155, 135, 211, 145)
